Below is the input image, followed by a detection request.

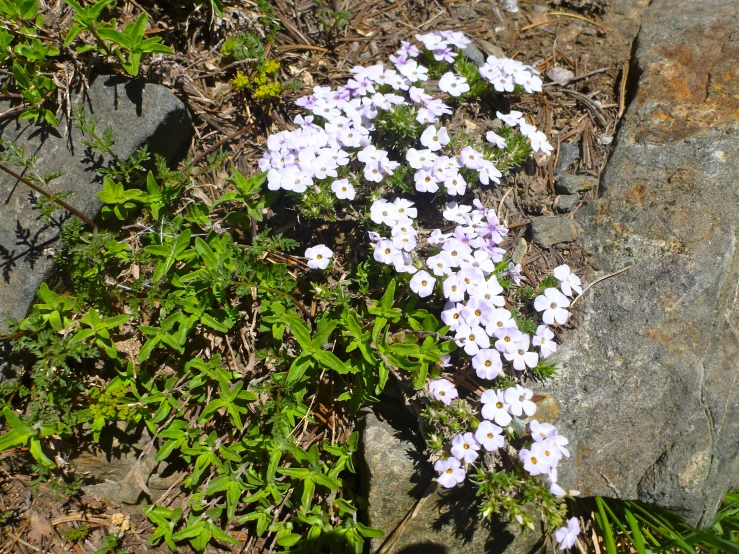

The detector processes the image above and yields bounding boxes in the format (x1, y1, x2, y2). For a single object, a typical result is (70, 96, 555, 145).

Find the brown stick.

(0, 163, 98, 229)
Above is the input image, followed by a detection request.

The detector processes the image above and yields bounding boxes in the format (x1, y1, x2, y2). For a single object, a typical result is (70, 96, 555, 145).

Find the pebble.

(555, 174, 597, 195)
(530, 216, 584, 249)
(555, 142, 580, 174)
(554, 194, 581, 213)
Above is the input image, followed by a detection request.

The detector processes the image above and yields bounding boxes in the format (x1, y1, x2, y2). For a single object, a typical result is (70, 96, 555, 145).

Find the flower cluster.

(256, 29, 579, 549)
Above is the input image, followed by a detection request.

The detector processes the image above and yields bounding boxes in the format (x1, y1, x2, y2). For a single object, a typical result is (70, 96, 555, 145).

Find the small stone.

(462, 42, 485, 67)
(555, 194, 581, 213)
(555, 174, 597, 194)
(555, 142, 580, 174)
(530, 216, 584, 249)
(557, 22, 583, 43)
(547, 66, 575, 86)
(476, 38, 505, 59)
(512, 238, 528, 264)
(532, 4, 549, 12)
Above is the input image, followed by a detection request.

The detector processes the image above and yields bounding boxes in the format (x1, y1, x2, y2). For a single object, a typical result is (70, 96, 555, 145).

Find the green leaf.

(595, 497, 618, 554)
(195, 237, 217, 270)
(276, 533, 301, 547)
(314, 350, 353, 374)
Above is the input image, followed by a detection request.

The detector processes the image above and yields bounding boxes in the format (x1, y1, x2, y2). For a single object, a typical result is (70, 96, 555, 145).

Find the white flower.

(519, 447, 551, 476)
(409, 270, 435, 298)
(454, 323, 490, 356)
(532, 438, 563, 468)
(429, 378, 457, 405)
(451, 432, 480, 463)
(532, 325, 557, 358)
(441, 301, 463, 331)
(534, 288, 571, 325)
(393, 198, 417, 219)
(529, 130, 553, 156)
(553, 264, 582, 297)
(480, 389, 512, 426)
(485, 130, 507, 149)
(493, 327, 524, 355)
(442, 275, 466, 302)
(373, 240, 398, 264)
(434, 457, 465, 488)
(442, 202, 472, 223)
(555, 518, 581, 551)
(369, 200, 399, 226)
(529, 419, 557, 442)
(331, 179, 355, 200)
(504, 385, 536, 418)
(472, 348, 503, 380)
(503, 335, 539, 371)
(427, 252, 454, 277)
(398, 59, 428, 82)
(459, 146, 484, 170)
(475, 420, 504, 451)
(305, 244, 333, 270)
(392, 251, 418, 274)
(496, 110, 524, 127)
(438, 72, 470, 97)
(420, 125, 450, 151)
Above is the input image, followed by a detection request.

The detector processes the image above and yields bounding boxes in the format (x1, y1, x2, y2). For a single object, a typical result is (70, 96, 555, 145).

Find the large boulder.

(0, 76, 193, 333)
(544, 0, 739, 526)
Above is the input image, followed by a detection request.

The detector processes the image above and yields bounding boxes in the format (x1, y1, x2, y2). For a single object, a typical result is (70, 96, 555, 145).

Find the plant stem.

(0, 163, 98, 229)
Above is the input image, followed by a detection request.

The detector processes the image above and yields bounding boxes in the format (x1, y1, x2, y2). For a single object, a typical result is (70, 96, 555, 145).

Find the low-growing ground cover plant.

(1, 12, 738, 554)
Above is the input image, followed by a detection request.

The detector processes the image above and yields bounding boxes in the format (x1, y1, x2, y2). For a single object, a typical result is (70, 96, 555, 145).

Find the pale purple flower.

(519, 447, 551, 476)
(454, 323, 490, 356)
(434, 457, 466, 488)
(451, 432, 480, 463)
(503, 335, 539, 371)
(406, 148, 437, 169)
(485, 308, 517, 336)
(392, 251, 418, 274)
(433, 46, 457, 63)
(553, 264, 582, 297)
(420, 125, 450, 151)
(506, 263, 523, 285)
(532, 325, 557, 358)
(534, 288, 571, 325)
(493, 326, 524, 355)
(427, 252, 454, 277)
(373, 240, 398, 264)
(460, 146, 484, 170)
(367, 231, 382, 242)
(475, 420, 504, 451)
(429, 378, 458, 405)
(532, 438, 563, 468)
(486, 131, 507, 149)
(472, 348, 503, 380)
(480, 389, 512, 426)
(504, 385, 537, 418)
(331, 179, 355, 200)
(305, 244, 333, 270)
(409, 86, 432, 104)
(555, 518, 580, 551)
(529, 419, 557, 442)
(438, 72, 470, 97)
(496, 110, 523, 127)
(441, 301, 463, 331)
(442, 275, 466, 302)
(370, 199, 400, 226)
(444, 173, 467, 195)
(414, 169, 439, 193)
(460, 298, 492, 328)
(442, 202, 472, 224)
(409, 270, 436, 298)
(393, 198, 417, 219)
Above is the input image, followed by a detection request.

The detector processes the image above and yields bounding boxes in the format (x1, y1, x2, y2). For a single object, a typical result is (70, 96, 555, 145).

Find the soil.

(0, 0, 647, 551)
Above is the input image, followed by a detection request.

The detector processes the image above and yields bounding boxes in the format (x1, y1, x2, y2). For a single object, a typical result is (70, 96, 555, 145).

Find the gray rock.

(529, 217, 583, 249)
(511, 238, 528, 264)
(0, 76, 193, 332)
(555, 174, 597, 194)
(463, 42, 486, 67)
(542, 0, 739, 527)
(70, 423, 184, 508)
(555, 143, 579, 174)
(477, 39, 506, 60)
(361, 404, 543, 553)
(554, 194, 580, 213)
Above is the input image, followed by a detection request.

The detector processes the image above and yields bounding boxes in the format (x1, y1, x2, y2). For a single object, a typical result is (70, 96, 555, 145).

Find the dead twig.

(571, 265, 632, 306)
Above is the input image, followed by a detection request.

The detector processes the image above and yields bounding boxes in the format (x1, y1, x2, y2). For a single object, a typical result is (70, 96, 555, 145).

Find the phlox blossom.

(429, 378, 457, 405)
(451, 432, 480, 463)
(409, 270, 436, 298)
(504, 385, 537, 418)
(534, 288, 571, 325)
(555, 518, 581, 551)
(438, 72, 470, 97)
(305, 244, 333, 270)
(553, 264, 582, 297)
(420, 125, 450, 151)
(331, 179, 355, 200)
(471, 348, 503, 380)
(503, 334, 539, 371)
(454, 324, 490, 356)
(532, 325, 557, 358)
(519, 447, 551, 476)
(480, 389, 512, 426)
(475, 420, 504, 451)
(434, 457, 466, 488)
